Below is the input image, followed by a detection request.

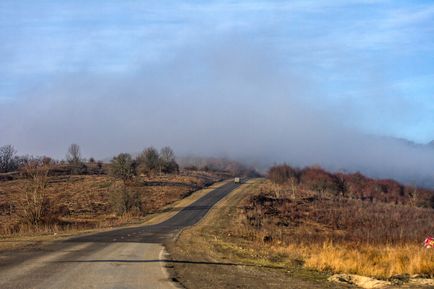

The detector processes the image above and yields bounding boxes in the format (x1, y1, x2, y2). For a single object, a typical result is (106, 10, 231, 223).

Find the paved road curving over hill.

(0, 181, 240, 289)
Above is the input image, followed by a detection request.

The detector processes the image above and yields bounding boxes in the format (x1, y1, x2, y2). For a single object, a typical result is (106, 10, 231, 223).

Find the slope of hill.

(226, 165, 434, 280)
(0, 165, 224, 236)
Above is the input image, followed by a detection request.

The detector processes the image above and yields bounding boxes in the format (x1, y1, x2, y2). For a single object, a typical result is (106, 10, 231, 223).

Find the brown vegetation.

(0, 144, 247, 237)
(0, 164, 222, 236)
(17, 158, 53, 226)
(233, 165, 434, 279)
(0, 145, 18, 173)
(244, 192, 433, 245)
(268, 164, 434, 208)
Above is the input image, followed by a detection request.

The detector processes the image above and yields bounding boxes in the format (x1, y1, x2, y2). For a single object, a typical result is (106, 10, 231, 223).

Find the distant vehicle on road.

(234, 177, 241, 183)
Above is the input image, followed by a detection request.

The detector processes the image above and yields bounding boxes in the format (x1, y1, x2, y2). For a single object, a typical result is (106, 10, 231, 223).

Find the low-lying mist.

(1, 38, 433, 187)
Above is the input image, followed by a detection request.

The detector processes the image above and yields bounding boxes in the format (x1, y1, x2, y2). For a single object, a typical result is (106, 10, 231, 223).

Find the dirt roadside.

(165, 179, 353, 289)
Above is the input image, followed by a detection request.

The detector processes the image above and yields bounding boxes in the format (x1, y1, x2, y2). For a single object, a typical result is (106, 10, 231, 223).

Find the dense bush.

(109, 153, 141, 215)
(18, 159, 56, 226)
(159, 146, 179, 174)
(161, 160, 179, 174)
(137, 147, 160, 175)
(299, 167, 344, 196)
(110, 153, 136, 183)
(136, 146, 180, 175)
(109, 185, 142, 216)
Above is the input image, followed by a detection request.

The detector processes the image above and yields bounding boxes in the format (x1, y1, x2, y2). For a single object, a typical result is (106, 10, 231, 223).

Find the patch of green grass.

(97, 182, 112, 189)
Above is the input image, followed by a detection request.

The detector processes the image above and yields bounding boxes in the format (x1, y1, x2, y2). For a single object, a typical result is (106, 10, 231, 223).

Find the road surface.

(0, 181, 240, 289)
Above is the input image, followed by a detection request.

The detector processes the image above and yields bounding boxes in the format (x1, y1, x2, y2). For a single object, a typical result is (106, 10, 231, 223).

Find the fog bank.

(1, 38, 433, 187)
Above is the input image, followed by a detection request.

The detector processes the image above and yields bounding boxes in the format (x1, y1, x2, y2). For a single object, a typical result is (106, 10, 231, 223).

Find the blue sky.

(1, 0, 434, 143)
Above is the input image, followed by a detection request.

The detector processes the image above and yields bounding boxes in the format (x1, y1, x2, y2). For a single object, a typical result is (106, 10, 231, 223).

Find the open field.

(235, 176, 434, 282)
(0, 168, 223, 240)
(168, 177, 434, 288)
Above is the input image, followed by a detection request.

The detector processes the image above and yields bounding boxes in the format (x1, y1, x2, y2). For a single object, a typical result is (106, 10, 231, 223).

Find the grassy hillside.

(0, 164, 223, 236)
(230, 166, 434, 279)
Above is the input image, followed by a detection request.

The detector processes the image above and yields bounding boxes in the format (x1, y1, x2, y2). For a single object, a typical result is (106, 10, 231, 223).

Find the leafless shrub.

(110, 153, 136, 183)
(0, 144, 18, 173)
(137, 147, 160, 175)
(109, 153, 141, 215)
(159, 146, 179, 174)
(109, 182, 142, 216)
(18, 159, 54, 226)
(66, 143, 81, 165)
(267, 164, 298, 185)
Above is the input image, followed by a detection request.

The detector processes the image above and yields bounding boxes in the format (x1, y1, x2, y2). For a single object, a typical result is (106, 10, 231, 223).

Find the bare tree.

(159, 146, 179, 174)
(19, 159, 52, 226)
(66, 144, 81, 165)
(137, 147, 160, 175)
(160, 146, 175, 163)
(109, 153, 141, 215)
(110, 153, 136, 184)
(0, 144, 18, 173)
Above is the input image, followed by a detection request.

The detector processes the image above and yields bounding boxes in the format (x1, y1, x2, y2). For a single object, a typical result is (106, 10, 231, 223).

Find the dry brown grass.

(0, 170, 221, 236)
(230, 180, 434, 279)
(266, 242, 434, 278)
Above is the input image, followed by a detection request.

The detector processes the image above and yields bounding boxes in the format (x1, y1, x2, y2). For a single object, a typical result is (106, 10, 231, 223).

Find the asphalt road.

(0, 181, 240, 289)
